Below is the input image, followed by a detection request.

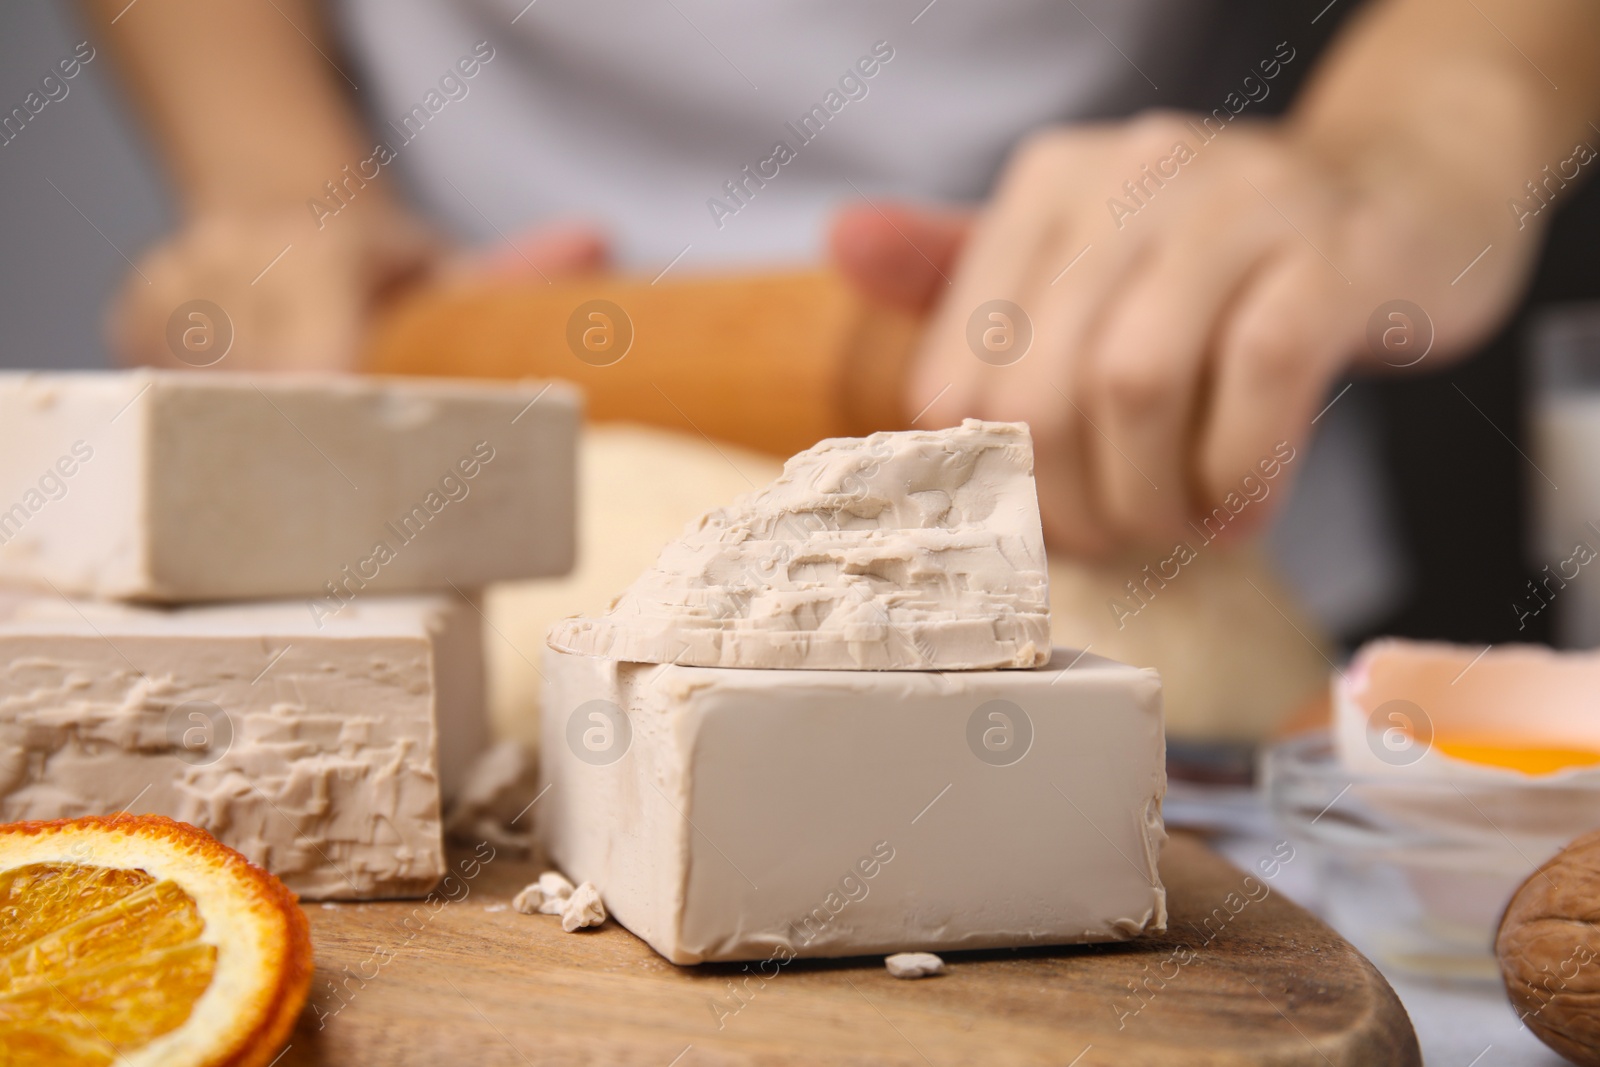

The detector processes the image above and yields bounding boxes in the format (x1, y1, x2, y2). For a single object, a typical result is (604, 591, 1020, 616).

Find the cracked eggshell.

(1335, 639, 1600, 787)
(1331, 639, 1600, 936)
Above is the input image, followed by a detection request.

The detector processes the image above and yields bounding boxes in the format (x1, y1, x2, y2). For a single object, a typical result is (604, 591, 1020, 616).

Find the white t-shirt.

(334, 0, 1209, 269)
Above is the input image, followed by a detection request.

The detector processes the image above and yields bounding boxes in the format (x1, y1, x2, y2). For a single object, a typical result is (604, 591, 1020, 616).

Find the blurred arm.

(83, 0, 384, 214)
(1299, 0, 1600, 151)
(1293, 0, 1600, 263)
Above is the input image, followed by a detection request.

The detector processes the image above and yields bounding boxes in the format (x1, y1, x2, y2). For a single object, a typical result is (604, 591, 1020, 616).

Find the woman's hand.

(109, 203, 609, 372)
(835, 111, 1537, 555)
(834, 0, 1600, 556)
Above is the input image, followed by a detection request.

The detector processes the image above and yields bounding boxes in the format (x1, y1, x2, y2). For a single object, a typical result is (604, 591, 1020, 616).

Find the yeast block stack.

(0, 371, 579, 899)
(542, 421, 1167, 962)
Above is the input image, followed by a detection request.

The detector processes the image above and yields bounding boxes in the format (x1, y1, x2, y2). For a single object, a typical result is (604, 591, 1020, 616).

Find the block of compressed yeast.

(549, 420, 1050, 670)
(5, 593, 491, 805)
(0, 371, 578, 602)
(0, 593, 486, 899)
(540, 646, 1166, 963)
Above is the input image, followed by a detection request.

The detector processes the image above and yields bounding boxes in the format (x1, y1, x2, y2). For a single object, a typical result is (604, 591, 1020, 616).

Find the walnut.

(1496, 828, 1600, 1066)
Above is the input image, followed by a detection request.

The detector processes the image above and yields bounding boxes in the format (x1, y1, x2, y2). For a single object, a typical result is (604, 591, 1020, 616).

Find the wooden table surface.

(278, 832, 1419, 1067)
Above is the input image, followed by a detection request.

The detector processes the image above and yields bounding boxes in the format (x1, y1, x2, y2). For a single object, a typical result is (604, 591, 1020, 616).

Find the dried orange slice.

(0, 814, 311, 1067)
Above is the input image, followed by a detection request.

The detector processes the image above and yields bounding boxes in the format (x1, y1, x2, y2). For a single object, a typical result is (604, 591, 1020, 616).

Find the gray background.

(0, 4, 171, 370)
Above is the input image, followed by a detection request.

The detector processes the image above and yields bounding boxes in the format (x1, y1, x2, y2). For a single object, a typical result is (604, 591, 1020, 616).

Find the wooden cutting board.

(276, 832, 1418, 1066)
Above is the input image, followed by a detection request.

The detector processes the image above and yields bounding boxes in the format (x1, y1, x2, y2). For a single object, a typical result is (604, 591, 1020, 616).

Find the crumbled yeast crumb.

(512, 870, 577, 916)
(511, 884, 541, 915)
(538, 871, 575, 914)
(885, 952, 945, 978)
(561, 882, 606, 932)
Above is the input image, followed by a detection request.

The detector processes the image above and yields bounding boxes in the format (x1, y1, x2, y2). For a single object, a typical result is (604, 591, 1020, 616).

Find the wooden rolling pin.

(362, 270, 922, 457)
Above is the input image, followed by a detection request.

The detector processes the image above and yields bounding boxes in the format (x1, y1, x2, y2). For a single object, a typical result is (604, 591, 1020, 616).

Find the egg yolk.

(1432, 739, 1600, 775)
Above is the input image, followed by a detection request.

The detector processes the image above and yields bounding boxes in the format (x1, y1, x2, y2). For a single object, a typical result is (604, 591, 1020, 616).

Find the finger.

(1078, 237, 1266, 542)
(107, 235, 233, 370)
(828, 201, 972, 314)
(107, 252, 180, 368)
(906, 174, 1068, 431)
(449, 222, 611, 281)
(981, 237, 1149, 557)
(270, 288, 367, 372)
(1199, 251, 1356, 538)
(1001, 386, 1120, 558)
(365, 216, 446, 304)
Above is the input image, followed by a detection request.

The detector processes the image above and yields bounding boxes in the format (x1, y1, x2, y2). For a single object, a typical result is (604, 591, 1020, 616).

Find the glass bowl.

(1263, 730, 1600, 983)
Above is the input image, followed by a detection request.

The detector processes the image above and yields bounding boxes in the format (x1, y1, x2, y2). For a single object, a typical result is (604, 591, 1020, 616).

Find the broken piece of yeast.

(0, 371, 578, 602)
(549, 420, 1050, 670)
